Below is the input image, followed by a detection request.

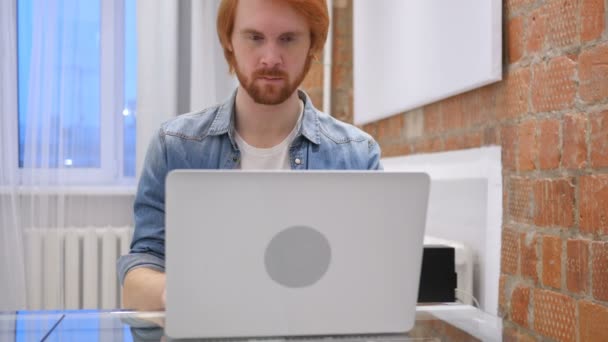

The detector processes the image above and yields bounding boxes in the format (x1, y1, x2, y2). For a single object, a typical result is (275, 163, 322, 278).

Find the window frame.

(1, 0, 134, 186)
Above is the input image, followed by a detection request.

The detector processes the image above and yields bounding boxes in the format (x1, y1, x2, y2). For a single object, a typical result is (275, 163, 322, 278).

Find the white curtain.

(0, 0, 27, 311)
(136, 0, 236, 175)
(1, 0, 129, 310)
(1, 0, 236, 310)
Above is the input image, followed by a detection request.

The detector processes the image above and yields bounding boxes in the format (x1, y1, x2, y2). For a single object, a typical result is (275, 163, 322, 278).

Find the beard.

(234, 58, 311, 105)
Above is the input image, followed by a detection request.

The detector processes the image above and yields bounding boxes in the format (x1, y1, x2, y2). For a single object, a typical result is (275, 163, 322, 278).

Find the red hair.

(217, 0, 329, 74)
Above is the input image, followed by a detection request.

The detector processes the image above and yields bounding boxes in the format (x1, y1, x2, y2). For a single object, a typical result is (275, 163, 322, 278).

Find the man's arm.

(122, 267, 166, 310)
(368, 138, 383, 170)
(118, 127, 170, 310)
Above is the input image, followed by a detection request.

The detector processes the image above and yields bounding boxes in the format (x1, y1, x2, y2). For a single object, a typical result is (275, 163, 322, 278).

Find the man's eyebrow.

(239, 29, 263, 35)
(279, 31, 305, 37)
(238, 29, 305, 36)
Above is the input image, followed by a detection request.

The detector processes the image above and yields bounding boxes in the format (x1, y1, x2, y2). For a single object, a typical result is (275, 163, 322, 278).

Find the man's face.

(230, 0, 312, 105)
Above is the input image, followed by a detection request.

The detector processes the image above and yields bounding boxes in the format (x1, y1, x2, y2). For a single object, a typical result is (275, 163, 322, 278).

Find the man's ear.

(227, 43, 234, 52)
(309, 50, 318, 61)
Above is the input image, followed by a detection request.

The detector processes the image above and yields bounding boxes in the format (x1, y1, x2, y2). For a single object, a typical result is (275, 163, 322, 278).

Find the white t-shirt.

(235, 101, 304, 170)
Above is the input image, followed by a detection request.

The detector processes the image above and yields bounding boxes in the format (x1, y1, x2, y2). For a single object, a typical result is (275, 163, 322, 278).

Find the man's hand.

(122, 267, 166, 311)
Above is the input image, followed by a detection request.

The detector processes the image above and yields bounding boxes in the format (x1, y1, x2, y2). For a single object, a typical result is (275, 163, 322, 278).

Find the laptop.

(165, 170, 430, 339)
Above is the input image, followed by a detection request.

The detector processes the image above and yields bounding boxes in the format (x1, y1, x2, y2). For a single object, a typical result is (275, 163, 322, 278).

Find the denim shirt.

(117, 89, 383, 285)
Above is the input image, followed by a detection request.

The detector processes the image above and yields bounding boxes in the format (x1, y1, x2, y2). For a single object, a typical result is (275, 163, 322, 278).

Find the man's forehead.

(233, 0, 310, 34)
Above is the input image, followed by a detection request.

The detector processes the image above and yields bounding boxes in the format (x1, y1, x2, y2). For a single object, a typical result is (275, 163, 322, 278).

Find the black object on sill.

(418, 245, 458, 303)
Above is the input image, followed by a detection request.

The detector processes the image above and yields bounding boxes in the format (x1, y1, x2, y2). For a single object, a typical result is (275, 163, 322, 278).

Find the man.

(118, 0, 382, 311)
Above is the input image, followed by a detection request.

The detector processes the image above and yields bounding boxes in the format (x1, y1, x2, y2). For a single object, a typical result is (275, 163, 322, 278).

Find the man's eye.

(249, 35, 263, 41)
(281, 36, 295, 43)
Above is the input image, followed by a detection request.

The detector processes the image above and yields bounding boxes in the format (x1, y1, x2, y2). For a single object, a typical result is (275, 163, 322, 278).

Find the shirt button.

(295, 158, 302, 165)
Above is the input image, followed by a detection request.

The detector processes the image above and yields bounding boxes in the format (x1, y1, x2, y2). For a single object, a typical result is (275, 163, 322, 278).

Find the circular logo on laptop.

(264, 226, 331, 288)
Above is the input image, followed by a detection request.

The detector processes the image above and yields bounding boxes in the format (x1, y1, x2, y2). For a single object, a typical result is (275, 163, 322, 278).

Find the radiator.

(24, 227, 134, 310)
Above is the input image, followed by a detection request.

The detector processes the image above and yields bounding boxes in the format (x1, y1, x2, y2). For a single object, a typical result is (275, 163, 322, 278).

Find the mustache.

(253, 68, 288, 79)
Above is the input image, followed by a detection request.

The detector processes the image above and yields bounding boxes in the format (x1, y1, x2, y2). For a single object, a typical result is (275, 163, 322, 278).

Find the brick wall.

(300, 0, 608, 340)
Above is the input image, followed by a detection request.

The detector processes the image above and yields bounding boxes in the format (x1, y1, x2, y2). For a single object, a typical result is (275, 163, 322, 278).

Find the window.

(15, 0, 136, 184)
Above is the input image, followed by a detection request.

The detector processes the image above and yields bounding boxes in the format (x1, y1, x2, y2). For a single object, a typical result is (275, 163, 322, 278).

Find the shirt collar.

(208, 88, 321, 146)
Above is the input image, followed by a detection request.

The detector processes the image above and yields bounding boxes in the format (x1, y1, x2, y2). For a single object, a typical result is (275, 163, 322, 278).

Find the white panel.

(42, 229, 62, 309)
(353, 0, 502, 125)
(64, 230, 81, 309)
(117, 226, 132, 307)
(82, 229, 99, 309)
(382, 146, 502, 314)
(118, 226, 132, 256)
(25, 230, 42, 310)
(101, 228, 118, 309)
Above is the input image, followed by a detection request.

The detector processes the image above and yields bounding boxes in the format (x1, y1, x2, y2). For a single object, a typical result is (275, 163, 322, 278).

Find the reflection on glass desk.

(0, 304, 503, 342)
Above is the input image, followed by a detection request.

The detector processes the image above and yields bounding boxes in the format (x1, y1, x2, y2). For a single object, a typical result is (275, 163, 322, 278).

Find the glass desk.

(0, 304, 503, 341)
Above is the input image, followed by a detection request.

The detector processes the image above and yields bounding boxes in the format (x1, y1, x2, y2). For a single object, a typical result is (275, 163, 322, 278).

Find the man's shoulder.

(160, 105, 223, 141)
(311, 109, 382, 170)
(315, 110, 375, 146)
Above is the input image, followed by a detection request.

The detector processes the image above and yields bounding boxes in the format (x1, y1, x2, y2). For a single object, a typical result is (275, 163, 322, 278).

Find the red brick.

(502, 228, 520, 275)
(331, 89, 353, 124)
(505, 0, 536, 14)
(381, 144, 411, 158)
(508, 177, 534, 224)
(463, 131, 483, 149)
(496, 68, 531, 120)
(306, 90, 323, 111)
(526, 8, 546, 54)
(518, 120, 537, 171)
(507, 16, 525, 64)
(502, 326, 518, 342)
(484, 126, 499, 146)
(579, 175, 608, 235)
(302, 62, 323, 89)
(423, 103, 442, 134)
(545, 0, 580, 48)
(532, 56, 577, 112)
(520, 232, 539, 282)
(591, 111, 608, 168)
(592, 242, 608, 301)
(376, 114, 403, 141)
(413, 139, 442, 154)
(533, 178, 575, 228)
(443, 323, 480, 341)
(466, 85, 497, 127)
(566, 239, 589, 294)
(362, 122, 378, 138)
(331, 64, 350, 90)
(580, 44, 608, 103)
(542, 235, 562, 289)
(579, 300, 608, 342)
(331, 20, 351, 67)
(533, 289, 576, 342)
(503, 327, 536, 342)
(503, 182, 509, 223)
(502, 125, 518, 171)
(499, 275, 508, 313)
(538, 119, 561, 170)
(581, 0, 605, 42)
(511, 286, 530, 328)
(445, 136, 465, 151)
(445, 131, 483, 151)
(442, 95, 466, 130)
(562, 113, 588, 169)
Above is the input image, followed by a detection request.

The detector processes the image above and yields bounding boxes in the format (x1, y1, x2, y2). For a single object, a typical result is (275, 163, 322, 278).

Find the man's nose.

(260, 43, 283, 68)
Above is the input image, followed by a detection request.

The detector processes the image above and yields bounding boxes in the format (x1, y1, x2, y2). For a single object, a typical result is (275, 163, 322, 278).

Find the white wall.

(353, 0, 502, 125)
(9, 191, 134, 228)
(382, 146, 502, 314)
